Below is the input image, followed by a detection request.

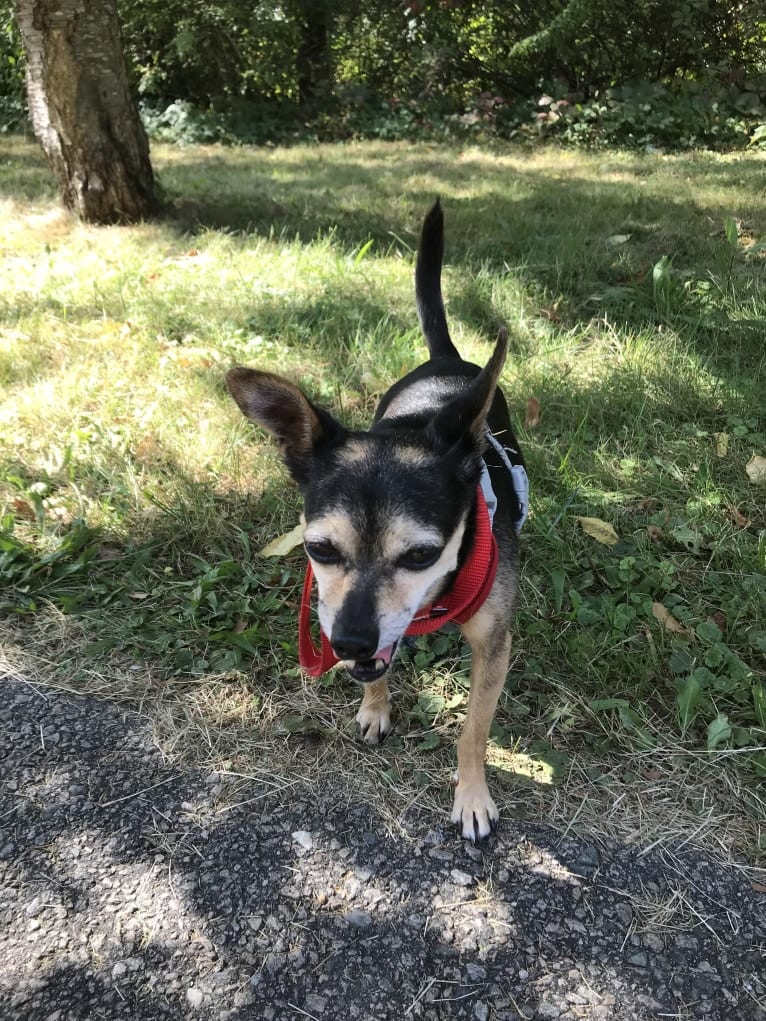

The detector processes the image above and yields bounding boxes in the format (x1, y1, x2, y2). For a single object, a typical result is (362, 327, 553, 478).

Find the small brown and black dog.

(226, 202, 527, 841)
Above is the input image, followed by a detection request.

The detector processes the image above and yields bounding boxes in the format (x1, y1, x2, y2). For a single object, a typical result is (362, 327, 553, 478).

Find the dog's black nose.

(331, 628, 379, 662)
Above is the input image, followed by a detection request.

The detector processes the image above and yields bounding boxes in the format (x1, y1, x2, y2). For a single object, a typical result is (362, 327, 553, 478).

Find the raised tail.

(416, 200, 461, 359)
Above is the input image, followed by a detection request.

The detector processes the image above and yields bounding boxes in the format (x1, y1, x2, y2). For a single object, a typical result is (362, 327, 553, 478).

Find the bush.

(527, 79, 766, 151)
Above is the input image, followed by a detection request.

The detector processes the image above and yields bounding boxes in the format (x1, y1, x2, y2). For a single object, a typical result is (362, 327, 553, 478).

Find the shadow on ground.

(1, 678, 764, 1021)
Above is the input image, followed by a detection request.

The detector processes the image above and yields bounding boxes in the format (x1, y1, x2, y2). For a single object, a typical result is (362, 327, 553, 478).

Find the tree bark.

(15, 0, 157, 224)
(295, 1, 332, 112)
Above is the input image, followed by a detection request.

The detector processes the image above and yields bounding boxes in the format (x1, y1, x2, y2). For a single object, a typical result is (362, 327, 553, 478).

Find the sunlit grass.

(1, 136, 764, 861)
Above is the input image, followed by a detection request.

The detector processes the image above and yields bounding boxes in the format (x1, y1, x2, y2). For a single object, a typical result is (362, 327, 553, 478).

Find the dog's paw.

(355, 703, 392, 746)
(450, 776, 499, 842)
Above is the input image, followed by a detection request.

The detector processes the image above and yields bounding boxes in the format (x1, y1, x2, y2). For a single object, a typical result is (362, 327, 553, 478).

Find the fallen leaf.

(98, 545, 122, 561)
(730, 506, 750, 528)
(652, 602, 690, 636)
(745, 454, 766, 485)
(134, 435, 160, 462)
(161, 345, 223, 368)
(576, 516, 620, 546)
(752, 882, 766, 894)
(11, 498, 36, 520)
(128, 592, 149, 600)
(258, 523, 304, 557)
(714, 432, 729, 457)
(525, 396, 541, 428)
(647, 525, 664, 543)
(707, 611, 727, 632)
(606, 233, 631, 248)
(539, 299, 561, 323)
(360, 371, 385, 393)
(642, 767, 663, 781)
(636, 497, 660, 512)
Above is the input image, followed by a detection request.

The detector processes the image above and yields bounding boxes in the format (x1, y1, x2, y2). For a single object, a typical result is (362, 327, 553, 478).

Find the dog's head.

(226, 330, 507, 683)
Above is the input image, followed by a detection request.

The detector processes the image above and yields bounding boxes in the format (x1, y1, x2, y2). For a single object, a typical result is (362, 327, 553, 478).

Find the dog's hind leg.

(453, 606, 512, 841)
(356, 679, 392, 746)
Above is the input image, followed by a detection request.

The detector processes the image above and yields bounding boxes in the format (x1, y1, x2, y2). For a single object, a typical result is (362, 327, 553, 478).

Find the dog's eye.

(398, 546, 442, 570)
(305, 540, 342, 565)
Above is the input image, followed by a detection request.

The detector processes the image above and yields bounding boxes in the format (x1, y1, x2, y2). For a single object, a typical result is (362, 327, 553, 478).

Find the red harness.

(298, 488, 498, 677)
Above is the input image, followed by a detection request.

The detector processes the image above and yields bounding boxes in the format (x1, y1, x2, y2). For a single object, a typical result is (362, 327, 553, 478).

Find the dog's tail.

(416, 200, 461, 360)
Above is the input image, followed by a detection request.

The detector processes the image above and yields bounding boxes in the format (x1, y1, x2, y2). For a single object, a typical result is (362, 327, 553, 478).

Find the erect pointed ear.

(226, 367, 346, 485)
(427, 327, 509, 452)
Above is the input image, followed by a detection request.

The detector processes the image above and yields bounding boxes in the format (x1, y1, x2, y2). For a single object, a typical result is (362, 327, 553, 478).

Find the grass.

(1, 136, 765, 864)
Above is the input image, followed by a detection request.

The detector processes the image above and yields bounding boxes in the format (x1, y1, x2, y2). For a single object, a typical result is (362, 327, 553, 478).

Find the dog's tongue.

(375, 644, 395, 666)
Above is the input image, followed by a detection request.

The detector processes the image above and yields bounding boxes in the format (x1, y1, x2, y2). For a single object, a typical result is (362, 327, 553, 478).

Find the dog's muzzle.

(344, 641, 398, 684)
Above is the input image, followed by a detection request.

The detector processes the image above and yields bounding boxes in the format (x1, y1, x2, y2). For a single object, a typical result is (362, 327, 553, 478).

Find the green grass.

(1, 136, 765, 861)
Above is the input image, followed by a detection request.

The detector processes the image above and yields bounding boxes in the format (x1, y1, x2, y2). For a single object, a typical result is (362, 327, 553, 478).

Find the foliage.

(0, 2, 24, 131)
(2, 0, 765, 150)
(530, 78, 766, 150)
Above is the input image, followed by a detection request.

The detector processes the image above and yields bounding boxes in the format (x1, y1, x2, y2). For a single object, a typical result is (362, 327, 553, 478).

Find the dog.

(226, 201, 526, 841)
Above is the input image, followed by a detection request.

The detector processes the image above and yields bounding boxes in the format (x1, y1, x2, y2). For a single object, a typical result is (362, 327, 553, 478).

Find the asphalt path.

(1, 678, 764, 1021)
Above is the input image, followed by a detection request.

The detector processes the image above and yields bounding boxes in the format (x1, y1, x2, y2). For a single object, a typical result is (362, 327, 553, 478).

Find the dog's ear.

(226, 367, 346, 486)
(427, 328, 508, 463)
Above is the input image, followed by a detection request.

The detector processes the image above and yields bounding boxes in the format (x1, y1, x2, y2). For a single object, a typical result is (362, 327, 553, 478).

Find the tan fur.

(335, 440, 371, 465)
(377, 513, 443, 560)
(355, 678, 392, 745)
(306, 509, 469, 654)
(393, 447, 433, 468)
(303, 511, 361, 559)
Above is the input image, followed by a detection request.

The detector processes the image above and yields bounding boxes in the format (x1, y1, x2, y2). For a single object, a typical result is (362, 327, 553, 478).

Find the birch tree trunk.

(15, 0, 157, 224)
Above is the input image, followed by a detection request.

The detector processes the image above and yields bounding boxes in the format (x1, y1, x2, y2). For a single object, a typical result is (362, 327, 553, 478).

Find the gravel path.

(1, 679, 764, 1021)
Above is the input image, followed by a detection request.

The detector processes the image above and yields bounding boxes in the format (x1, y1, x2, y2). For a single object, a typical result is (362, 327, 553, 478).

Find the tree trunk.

(295, 1, 332, 112)
(15, 0, 157, 224)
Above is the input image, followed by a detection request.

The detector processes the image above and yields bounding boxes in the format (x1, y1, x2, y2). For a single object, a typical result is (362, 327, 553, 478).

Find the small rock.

(627, 951, 648, 967)
(111, 962, 128, 980)
(474, 1003, 489, 1021)
(344, 909, 373, 929)
(428, 848, 453, 862)
(538, 1003, 560, 1019)
(25, 897, 42, 918)
(186, 987, 204, 1007)
(305, 993, 328, 1015)
(615, 902, 633, 927)
(292, 830, 313, 851)
(450, 869, 474, 887)
(573, 844, 600, 871)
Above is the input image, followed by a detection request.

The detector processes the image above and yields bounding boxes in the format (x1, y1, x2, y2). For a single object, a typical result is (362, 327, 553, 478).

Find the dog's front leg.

(453, 609, 511, 841)
(356, 678, 392, 745)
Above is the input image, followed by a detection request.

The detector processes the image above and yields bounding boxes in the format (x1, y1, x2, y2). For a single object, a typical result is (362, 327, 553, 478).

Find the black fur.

(225, 200, 525, 841)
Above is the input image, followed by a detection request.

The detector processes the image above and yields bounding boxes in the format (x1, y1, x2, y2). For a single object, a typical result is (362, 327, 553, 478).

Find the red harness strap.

(298, 488, 498, 677)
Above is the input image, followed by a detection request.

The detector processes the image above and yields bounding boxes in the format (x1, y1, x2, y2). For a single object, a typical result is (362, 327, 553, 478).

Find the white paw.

(355, 703, 392, 746)
(450, 776, 499, 842)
